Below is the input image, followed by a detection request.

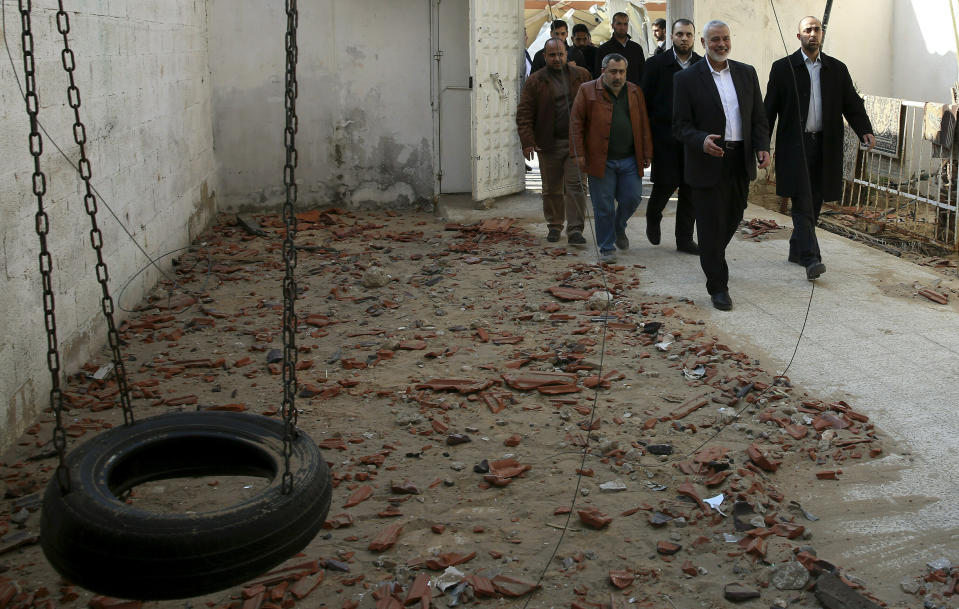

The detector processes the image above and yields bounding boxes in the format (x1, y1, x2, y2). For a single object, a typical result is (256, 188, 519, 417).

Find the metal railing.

(840, 97, 958, 252)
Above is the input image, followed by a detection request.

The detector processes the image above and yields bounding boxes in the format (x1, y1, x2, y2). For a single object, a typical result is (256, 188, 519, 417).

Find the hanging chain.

(280, 0, 300, 495)
(18, 0, 69, 493)
(55, 1, 134, 426)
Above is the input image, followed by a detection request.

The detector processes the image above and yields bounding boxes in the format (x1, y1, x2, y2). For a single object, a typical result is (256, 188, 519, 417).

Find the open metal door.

(469, 0, 525, 201)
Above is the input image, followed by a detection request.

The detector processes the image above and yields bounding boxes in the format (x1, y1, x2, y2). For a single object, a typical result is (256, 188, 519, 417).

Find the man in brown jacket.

(516, 38, 592, 244)
(570, 53, 653, 262)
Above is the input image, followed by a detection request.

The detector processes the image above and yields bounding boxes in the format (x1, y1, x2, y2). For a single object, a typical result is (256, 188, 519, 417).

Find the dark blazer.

(641, 49, 702, 184)
(673, 58, 770, 189)
(764, 49, 873, 201)
(531, 43, 587, 73)
(594, 37, 646, 85)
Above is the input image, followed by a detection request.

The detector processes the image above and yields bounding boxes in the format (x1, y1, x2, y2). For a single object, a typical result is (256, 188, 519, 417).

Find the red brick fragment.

(398, 340, 427, 350)
(425, 551, 476, 570)
(431, 524, 445, 534)
(289, 572, 324, 600)
(491, 575, 541, 597)
(609, 570, 634, 589)
(746, 443, 782, 472)
(403, 573, 431, 606)
(503, 434, 521, 447)
(368, 523, 403, 552)
(657, 541, 681, 555)
(466, 575, 497, 598)
(323, 513, 355, 529)
(578, 507, 612, 529)
(343, 485, 373, 507)
(816, 470, 841, 480)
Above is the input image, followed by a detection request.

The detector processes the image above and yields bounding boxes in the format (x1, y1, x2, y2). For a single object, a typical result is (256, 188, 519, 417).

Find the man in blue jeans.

(571, 53, 654, 262)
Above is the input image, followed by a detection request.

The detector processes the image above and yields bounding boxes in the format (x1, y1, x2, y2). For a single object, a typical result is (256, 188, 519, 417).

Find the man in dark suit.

(764, 15, 875, 280)
(651, 18, 667, 55)
(530, 20, 587, 73)
(571, 24, 597, 77)
(673, 20, 770, 311)
(641, 18, 700, 254)
(594, 12, 645, 85)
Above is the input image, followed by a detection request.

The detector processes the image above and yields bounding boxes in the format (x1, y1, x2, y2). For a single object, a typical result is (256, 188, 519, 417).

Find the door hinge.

(469, 76, 473, 89)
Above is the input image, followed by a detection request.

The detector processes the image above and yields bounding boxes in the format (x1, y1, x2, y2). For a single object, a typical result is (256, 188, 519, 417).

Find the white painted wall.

(208, 0, 436, 211)
(0, 1, 217, 451)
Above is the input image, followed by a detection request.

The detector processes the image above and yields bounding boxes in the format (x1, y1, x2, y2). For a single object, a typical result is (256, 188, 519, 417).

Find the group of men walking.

(517, 14, 875, 311)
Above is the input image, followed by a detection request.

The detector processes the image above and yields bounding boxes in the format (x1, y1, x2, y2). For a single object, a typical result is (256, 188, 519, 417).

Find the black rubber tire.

(40, 411, 331, 600)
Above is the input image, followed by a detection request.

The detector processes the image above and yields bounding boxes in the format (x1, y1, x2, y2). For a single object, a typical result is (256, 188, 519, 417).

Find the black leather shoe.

(805, 261, 826, 280)
(677, 240, 700, 255)
(646, 222, 661, 245)
(546, 229, 561, 242)
(711, 291, 733, 311)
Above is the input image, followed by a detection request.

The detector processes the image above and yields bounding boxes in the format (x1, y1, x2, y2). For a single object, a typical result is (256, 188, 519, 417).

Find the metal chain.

(280, 0, 300, 495)
(18, 0, 69, 493)
(55, 1, 134, 426)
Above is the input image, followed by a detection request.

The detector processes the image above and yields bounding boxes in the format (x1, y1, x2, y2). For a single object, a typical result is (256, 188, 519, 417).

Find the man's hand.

(862, 133, 876, 151)
(643, 158, 651, 169)
(575, 156, 587, 174)
(703, 134, 724, 157)
(523, 146, 539, 161)
(757, 150, 771, 169)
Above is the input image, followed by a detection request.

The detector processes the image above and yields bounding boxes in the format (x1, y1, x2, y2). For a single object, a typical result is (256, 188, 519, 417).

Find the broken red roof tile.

(368, 523, 403, 552)
(747, 443, 782, 472)
(343, 485, 373, 507)
(414, 378, 495, 394)
(547, 286, 593, 301)
(578, 507, 612, 529)
(491, 575, 540, 598)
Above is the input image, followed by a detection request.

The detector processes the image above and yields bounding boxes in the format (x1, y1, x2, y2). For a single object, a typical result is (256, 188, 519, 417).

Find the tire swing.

(14, 2, 331, 600)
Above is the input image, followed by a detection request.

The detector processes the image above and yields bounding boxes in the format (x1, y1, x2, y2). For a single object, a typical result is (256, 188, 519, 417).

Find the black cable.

(2, 1, 184, 296)
(521, 3, 614, 603)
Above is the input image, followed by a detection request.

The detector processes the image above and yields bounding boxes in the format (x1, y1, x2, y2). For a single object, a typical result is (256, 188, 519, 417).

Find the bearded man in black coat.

(764, 15, 874, 280)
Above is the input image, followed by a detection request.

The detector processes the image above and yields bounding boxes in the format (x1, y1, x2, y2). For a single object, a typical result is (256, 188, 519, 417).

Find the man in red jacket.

(570, 53, 654, 263)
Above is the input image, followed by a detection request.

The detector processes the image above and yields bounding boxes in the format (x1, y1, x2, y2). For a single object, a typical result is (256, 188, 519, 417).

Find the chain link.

(55, 1, 134, 427)
(18, 0, 70, 493)
(281, 0, 300, 495)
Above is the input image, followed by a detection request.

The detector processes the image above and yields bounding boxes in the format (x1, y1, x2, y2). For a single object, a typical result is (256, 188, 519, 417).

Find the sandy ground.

(0, 208, 953, 609)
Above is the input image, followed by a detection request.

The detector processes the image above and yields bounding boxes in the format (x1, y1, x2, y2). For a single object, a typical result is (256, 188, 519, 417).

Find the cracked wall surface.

(0, 1, 218, 451)
(208, 0, 436, 211)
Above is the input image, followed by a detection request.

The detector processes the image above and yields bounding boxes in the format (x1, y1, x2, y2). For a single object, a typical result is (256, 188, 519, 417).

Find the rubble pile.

(0, 209, 916, 609)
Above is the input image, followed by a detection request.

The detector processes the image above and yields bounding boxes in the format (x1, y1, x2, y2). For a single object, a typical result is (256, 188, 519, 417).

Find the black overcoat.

(641, 49, 701, 185)
(764, 49, 873, 201)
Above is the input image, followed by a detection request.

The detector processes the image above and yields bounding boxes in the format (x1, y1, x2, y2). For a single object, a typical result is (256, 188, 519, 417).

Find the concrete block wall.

(208, 0, 436, 211)
(0, 0, 217, 452)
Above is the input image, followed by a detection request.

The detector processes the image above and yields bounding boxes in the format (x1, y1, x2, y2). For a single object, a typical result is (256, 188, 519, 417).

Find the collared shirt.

(674, 49, 692, 70)
(802, 49, 823, 132)
(709, 61, 742, 141)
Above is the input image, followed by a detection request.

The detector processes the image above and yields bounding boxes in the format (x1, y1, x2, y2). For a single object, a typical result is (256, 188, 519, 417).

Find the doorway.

(435, 0, 471, 194)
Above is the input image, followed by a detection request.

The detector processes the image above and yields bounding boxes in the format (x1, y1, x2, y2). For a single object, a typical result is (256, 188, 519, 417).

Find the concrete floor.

(439, 172, 959, 592)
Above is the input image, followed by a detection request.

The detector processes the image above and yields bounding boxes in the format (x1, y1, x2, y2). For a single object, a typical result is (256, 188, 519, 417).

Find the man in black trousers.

(765, 15, 874, 280)
(530, 20, 587, 73)
(641, 18, 700, 255)
(594, 11, 645, 85)
(673, 20, 770, 311)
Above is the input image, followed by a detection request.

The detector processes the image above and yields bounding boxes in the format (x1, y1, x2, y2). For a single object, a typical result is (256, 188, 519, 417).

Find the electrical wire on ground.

(1, 1, 201, 311)
(521, 2, 823, 604)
